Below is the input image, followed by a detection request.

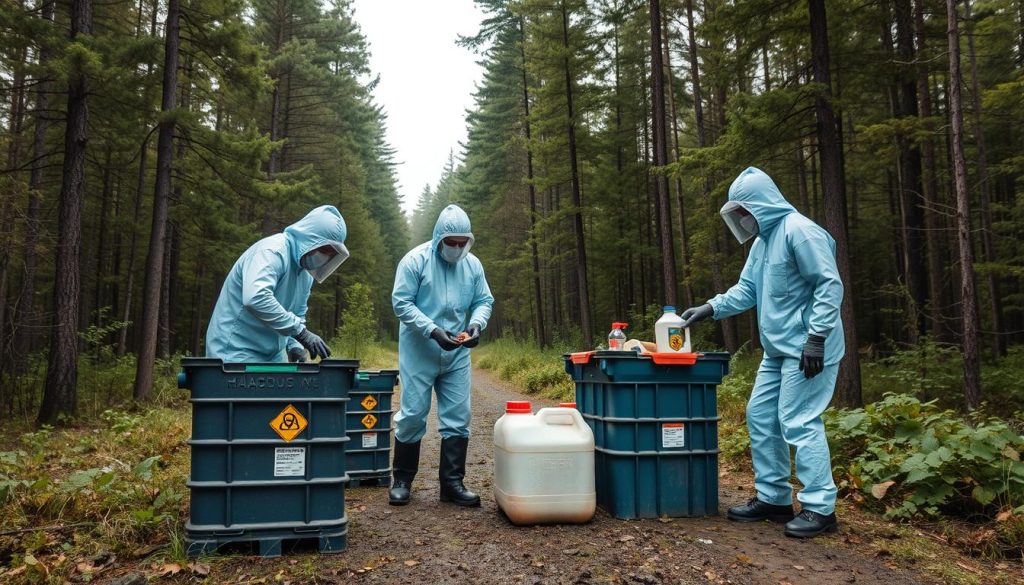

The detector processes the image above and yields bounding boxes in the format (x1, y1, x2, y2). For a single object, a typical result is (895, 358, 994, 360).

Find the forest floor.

(55, 366, 1019, 585)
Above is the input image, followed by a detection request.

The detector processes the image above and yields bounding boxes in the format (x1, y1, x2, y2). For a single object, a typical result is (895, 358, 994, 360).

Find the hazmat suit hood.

(721, 167, 797, 243)
(432, 204, 475, 263)
(284, 205, 349, 283)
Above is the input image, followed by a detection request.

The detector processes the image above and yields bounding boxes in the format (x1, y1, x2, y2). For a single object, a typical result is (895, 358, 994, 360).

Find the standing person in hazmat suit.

(206, 205, 348, 363)
(679, 167, 845, 538)
(388, 204, 494, 507)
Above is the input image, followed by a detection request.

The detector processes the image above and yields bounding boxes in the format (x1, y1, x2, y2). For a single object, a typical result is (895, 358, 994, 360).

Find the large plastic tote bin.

(347, 370, 398, 487)
(563, 351, 730, 519)
(177, 358, 358, 557)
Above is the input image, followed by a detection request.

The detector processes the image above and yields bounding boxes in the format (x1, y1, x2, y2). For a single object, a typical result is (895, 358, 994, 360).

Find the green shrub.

(474, 337, 573, 399)
(825, 393, 1024, 521)
(334, 282, 378, 360)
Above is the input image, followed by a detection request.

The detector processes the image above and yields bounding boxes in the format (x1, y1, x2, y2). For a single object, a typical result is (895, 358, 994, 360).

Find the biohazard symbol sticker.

(360, 395, 378, 411)
(361, 413, 378, 429)
(270, 404, 307, 442)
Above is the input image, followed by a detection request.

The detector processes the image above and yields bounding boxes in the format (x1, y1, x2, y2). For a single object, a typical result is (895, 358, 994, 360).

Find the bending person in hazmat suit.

(389, 204, 494, 507)
(680, 167, 845, 538)
(206, 205, 348, 363)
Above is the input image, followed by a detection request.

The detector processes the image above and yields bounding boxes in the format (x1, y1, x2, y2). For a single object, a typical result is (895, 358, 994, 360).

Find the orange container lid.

(649, 352, 699, 365)
(569, 351, 595, 364)
(506, 401, 532, 414)
(558, 402, 577, 409)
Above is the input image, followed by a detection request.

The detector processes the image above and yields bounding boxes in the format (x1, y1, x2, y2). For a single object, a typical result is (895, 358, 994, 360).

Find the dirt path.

(140, 366, 936, 585)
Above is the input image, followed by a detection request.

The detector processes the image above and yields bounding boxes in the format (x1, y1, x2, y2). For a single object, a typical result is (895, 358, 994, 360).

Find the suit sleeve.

(392, 255, 438, 338)
(793, 231, 844, 338)
(240, 249, 304, 336)
(707, 249, 758, 320)
(468, 261, 494, 330)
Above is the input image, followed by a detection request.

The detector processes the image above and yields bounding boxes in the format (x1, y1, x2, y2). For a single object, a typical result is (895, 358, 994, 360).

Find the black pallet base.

(347, 474, 389, 488)
(186, 527, 347, 558)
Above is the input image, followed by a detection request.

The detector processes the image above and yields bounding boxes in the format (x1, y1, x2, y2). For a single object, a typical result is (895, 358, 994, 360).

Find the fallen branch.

(0, 522, 93, 536)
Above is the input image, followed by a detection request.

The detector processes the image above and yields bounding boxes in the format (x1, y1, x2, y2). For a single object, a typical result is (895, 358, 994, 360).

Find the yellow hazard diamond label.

(270, 404, 307, 442)
(360, 413, 378, 429)
(360, 395, 378, 411)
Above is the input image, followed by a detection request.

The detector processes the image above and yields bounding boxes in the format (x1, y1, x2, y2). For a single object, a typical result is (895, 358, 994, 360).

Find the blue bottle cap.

(663, 306, 676, 312)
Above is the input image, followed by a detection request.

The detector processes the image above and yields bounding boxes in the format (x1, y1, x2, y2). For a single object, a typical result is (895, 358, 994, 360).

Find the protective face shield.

(438, 236, 473, 264)
(721, 201, 759, 244)
(302, 242, 350, 283)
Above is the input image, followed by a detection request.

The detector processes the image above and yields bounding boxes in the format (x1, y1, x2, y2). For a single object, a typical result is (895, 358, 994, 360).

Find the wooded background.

(0, 0, 1021, 423)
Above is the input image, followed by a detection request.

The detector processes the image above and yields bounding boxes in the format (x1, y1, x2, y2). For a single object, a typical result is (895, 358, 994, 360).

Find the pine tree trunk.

(809, 0, 863, 407)
(894, 0, 929, 342)
(561, 0, 593, 347)
(94, 147, 113, 329)
(649, 0, 678, 307)
(663, 13, 693, 307)
(946, 0, 982, 409)
(133, 0, 179, 401)
(915, 0, 953, 343)
(119, 133, 151, 357)
(38, 0, 92, 425)
(964, 0, 1005, 356)
(13, 0, 55, 370)
(1, 42, 27, 376)
(519, 17, 546, 348)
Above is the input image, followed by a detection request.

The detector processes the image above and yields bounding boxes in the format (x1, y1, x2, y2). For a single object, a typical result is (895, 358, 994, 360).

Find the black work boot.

(727, 497, 795, 523)
(439, 436, 480, 507)
(388, 439, 420, 506)
(784, 510, 838, 538)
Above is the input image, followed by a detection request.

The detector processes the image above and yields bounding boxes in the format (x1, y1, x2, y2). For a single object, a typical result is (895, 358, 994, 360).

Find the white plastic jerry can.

(493, 401, 596, 525)
(654, 306, 692, 353)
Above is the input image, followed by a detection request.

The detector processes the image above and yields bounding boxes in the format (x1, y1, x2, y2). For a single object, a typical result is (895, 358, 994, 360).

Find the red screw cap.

(506, 401, 532, 414)
(612, 322, 629, 329)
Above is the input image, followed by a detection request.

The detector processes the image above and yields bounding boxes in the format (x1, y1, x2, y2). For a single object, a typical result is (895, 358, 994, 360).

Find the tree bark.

(663, 11, 693, 307)
(650, 0, 678, 307)
(964, 0, 1004, 356)
(1, 40, 27, 376)
(38, 0, 92, 425)
(809, 0, 863, 407)
(946, 0, 982, 409)
(133, 0, 179, 401)
(519, 16, 546, 348)
(13, 0, 55, 370)
(561, 0, 593, 347)
(894, 0, 928, 342)
(915, 0, 952, 343)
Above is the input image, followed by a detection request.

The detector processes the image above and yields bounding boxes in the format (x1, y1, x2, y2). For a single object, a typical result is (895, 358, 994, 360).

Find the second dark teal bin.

(347, 370, 398, 486)
(564, 351, 730, 519)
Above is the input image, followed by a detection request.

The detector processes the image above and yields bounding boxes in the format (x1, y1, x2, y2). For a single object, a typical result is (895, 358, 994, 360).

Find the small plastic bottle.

(608, 322, 628, 351)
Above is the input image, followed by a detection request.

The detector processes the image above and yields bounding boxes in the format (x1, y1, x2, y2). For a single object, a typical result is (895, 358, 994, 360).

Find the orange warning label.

(270, 404, 307, 442)
(360, 395, 378, 411)
(361, 413, 378, 429)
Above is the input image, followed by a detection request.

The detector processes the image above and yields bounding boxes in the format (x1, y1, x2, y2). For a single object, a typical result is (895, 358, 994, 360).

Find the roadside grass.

(0, 341, 397, 583)
(473, 337, 575, 402)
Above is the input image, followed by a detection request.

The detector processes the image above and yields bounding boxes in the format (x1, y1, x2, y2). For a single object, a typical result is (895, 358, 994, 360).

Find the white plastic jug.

(655, 306, 692, 353)
(493, 402, 596, 525)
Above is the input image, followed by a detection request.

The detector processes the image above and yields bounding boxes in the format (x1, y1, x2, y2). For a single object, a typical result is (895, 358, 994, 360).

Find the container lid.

(506, 401, 532, 414)
(662, 306, 676, 312)
(611, 322, 628, 329)
(558, 402, 577, 409)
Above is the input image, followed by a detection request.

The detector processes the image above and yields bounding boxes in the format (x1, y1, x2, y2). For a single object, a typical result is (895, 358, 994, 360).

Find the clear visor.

(310, 241, 350, 283)
(438, 232, 474, 262)
(720, 201, 758, 244)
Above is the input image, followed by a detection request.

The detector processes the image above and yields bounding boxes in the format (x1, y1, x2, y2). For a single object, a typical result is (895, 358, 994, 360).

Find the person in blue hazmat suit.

(680, 167, 844, 538)
(205, 205, 348, 363)
(388, 204, 494, 507)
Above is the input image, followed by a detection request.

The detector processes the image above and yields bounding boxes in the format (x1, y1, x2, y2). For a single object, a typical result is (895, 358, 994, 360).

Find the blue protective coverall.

(392, 205, 494, 443)
(205, 205, 347, 362)
(707, 167, 845, 515)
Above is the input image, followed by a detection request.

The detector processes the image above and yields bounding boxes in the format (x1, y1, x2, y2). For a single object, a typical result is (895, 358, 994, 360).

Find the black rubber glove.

(430, 328, 461, 351)
(287, 347, 307, 363)
(680, 304, 714, 328)
(461, 325, 481, 348)
(292, 328, 331, 360)
(800, 334, 826, 379)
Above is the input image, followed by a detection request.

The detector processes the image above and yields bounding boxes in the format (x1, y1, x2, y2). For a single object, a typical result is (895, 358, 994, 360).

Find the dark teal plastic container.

(178, 358, 358, 557)
(347, 370, 398, 487)
(563, 351, 730, 519)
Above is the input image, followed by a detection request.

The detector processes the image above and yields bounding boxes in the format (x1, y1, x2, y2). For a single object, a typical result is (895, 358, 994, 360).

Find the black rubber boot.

(439, 436, 480, 507)
(727, 497, 795, 523)
(784, 510, 838, 538)
(388, 439, 420, 506)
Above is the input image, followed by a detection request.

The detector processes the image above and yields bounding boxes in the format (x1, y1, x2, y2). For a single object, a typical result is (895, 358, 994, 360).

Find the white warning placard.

(274, 447, 306, 477)
(662, 423, 685, 448)
(362, 433, 378, 449)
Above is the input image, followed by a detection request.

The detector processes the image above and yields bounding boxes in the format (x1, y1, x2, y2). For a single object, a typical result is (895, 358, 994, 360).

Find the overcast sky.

(351, 0, 488, 215)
